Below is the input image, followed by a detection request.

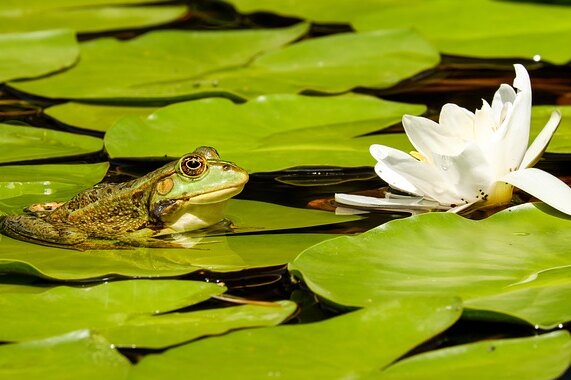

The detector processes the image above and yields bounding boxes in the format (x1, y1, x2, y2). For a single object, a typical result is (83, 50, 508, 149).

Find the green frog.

(0, 146, 248, 250)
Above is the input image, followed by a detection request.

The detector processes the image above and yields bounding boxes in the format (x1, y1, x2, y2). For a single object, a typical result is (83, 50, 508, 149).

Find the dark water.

(0, 3, 570, 375)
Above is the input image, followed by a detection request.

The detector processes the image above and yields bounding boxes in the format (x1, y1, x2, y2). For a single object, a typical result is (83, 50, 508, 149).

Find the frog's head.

(149, 146, 248, 232)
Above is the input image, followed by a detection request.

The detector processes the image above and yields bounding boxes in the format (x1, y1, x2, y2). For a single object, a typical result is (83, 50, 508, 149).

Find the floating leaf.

(45, 103, 156, 133)
(0, 29, 78, 83)
(0, 280, 295, 349)
(531, 106, 571, 154)
(378, 331, 571, 380)
(102, 301, 296, 349)
(0, 162, 109, 215)
(130, 297, 462, 380)
(10, 24, 309, 101)
(352, 0, 571, 64)
(290, 203, 571, 328)
(0, 231, 337, 280)
(0, 124, 103, 164)
(10, 28, 438, 101)
(0, 330, 130, 380)
(105, 94, 419, 171)
(0, 1, 187, 34)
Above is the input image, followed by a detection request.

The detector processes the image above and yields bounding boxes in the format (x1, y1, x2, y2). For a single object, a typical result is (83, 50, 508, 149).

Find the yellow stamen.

(410, 151, 426, 162)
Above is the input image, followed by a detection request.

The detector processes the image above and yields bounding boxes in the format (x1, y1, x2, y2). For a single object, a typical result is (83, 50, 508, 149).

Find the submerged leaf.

(290, 203, 571, 328)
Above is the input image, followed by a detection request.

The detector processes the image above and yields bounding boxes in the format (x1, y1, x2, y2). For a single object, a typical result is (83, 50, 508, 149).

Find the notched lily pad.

(0, 123, 103, 164)
(104, 94, 419, 172)
(290, 203, 571, 328)
(10, 27, 438, 101)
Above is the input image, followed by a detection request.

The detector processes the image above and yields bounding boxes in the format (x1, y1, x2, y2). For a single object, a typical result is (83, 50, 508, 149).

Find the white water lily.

(336, 64, 571, 215)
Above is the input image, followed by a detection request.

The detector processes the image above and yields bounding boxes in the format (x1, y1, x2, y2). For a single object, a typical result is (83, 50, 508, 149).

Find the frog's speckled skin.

(0, 146, 248, 250)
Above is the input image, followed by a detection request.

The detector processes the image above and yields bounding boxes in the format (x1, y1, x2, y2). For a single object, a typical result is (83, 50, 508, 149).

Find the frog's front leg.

(114, 228, 208, 249)
(0, 215, 88, 247)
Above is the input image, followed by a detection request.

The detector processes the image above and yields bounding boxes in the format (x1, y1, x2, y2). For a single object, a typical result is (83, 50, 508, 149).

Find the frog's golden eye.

(179, 154, 207, 178)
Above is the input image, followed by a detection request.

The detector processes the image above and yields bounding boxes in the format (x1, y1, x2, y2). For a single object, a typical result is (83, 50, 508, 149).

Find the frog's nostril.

(222, 164, 231, 171)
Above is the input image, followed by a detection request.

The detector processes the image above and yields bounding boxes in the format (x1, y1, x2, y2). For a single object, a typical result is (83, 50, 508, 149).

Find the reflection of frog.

(0, 146, 248, 250)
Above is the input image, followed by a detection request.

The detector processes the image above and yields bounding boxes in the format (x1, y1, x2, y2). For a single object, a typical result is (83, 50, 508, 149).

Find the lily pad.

(0, 29, 78, 83)
(0, 280, 296, 348)
(0, 123, 103, 164)
(0, 330, 130, 380)
(102, 301, 296, 349)
(0, 1, 187, 34)
(9, 23, 309, 101)
(130, 296, 462, 380)
(104, 94, 419, 171)
(352, 0, 571, 64)
(0, 162, 109, 215)
(45, 102, 156, 133)
(0, 231, 338, 280)
(10, 27, 438, 101)
(290, 203, 571, 329)
(532, 106, 571, 154)
(378, 331, 571, 380)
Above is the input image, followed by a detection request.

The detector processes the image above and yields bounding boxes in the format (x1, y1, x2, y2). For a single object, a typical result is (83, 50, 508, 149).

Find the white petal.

(491, 84, 516, 122)
(500, 64, 532, 169)
(474, 100, 497, 142)
(402, 115, 464, 157)
(431, 142, 494, 203)
(520, 110, 561, 169)
(370, 144, 452, 202)
(501, 168, 571, 215)
(334, 193, 448, 211)
(439, 103, 475, 139)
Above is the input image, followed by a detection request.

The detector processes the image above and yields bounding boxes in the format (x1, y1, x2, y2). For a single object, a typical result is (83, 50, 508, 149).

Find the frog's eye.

(179, 154, 207, 177)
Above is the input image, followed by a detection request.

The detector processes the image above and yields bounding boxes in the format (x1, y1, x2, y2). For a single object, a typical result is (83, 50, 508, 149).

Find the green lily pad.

(45, 102, 156, 133)
(378, 331, 571, 380)
(0, 280, 224, 341)
(0, 162, 109, 215)
(0, 280, 296, 348)
(102, 301, 296, 349)
(0, 1, 187, 34)
(104, 94, 418, 171)
(9, 23, 309, 101)
(0, 123, 103, 164)
(290, 203, 571, 329)
(0, 29, 78, 83)
(0, 231, 338, 280)
(532, 106, 571, 154)
(10, 27, 438, 101)
(0, 330, 130, 380)
(130, 296, 462, 380)
(352, 0, 571, 64)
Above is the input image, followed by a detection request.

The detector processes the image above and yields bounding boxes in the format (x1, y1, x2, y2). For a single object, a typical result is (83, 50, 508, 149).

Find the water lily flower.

(336, 64, 571, 215)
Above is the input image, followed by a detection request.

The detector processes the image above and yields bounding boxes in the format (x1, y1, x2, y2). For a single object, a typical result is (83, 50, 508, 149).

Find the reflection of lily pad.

(0, 29, 78, 83)
(11, 27, 438, 101)
(531, 106, 571, 154)
(0, 280, 296, 348)
(0, 123, 103, 164)
(290, 203, 571, 328)
(105, 94, 419, 171)
(228, 0, 571, 64)
(0, 162, 109, 215)
(0, 330, 130, 380)
(0, 1, 187, 34)
(379, 331, 571, 380)
(131, 297, 462, 380)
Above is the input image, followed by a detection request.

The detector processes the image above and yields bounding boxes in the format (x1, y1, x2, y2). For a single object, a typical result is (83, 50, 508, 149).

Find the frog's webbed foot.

(0, 215, 88, 248)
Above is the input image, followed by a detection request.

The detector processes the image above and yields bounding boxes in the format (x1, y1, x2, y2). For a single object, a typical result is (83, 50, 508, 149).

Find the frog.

(0, 146, 248, 251)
